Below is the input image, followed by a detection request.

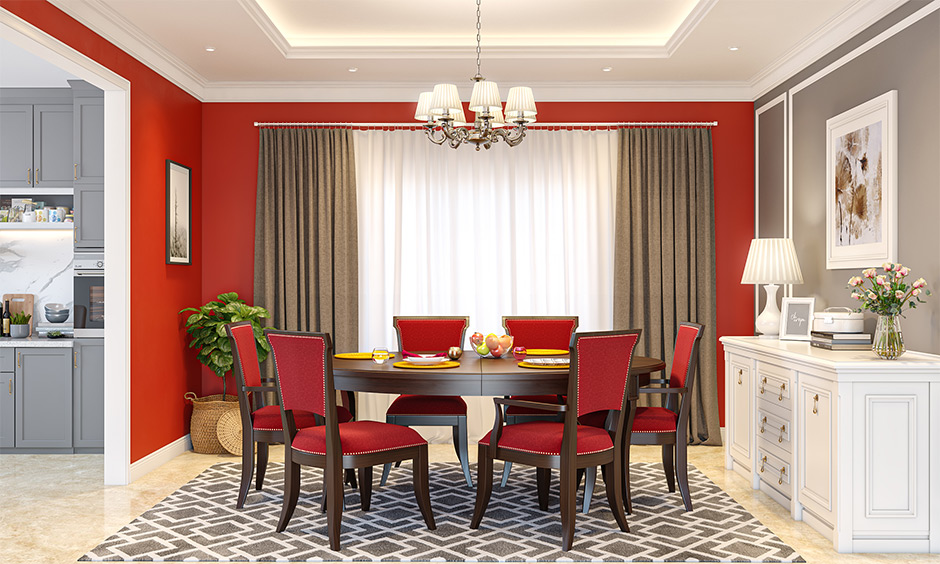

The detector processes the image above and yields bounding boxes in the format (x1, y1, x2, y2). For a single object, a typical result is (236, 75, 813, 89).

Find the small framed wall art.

(166, 160, 192, 265)
(825, 90, 897, 269)
(779, 297, 816, 341)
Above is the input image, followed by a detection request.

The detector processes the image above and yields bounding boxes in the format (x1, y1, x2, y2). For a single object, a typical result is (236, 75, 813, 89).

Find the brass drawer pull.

(8, 379, 11, 395)
(74, 352, 78, 368)
(779, 425, 786, 443)
(760, 416, 766, 433)
(759, 455, 766, 473)
(760, 376, 767, 394)
(779, 382, 786, 401)
(779, 466, 787, 485)
(36, 168, 40, 183)
(27, 168, 31, 184)
(74, 163, 78, 180)
(737, 368, 743, 384)
(813, 394, 819, 414)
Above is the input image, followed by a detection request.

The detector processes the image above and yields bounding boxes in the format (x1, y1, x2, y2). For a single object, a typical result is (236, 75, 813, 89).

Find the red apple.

(470, 332, 485, 347)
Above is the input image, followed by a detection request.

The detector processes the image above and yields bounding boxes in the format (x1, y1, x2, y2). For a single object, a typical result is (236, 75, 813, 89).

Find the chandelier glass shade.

(414, 0, 537, 150)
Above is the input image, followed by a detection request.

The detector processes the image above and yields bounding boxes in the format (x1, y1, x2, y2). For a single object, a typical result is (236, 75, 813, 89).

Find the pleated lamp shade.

(469, 80, 502, 113)
(741, 238, 804, 285)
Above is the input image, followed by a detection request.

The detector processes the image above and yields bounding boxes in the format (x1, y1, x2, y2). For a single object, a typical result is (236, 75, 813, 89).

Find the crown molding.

(748, 0, 909, 99)
(47, 0, 207, 99)
(236, 0, 290, 56)
(664, 0, 719, 55)
(200, 80, 753, 103)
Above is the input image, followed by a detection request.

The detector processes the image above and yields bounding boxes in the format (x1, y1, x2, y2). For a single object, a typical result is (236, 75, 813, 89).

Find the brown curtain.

(254, 128, 359, 354)
(613, 127, 721, 446)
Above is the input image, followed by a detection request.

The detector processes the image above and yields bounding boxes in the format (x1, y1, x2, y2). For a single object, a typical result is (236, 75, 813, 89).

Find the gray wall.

(755, 6, 940, 354)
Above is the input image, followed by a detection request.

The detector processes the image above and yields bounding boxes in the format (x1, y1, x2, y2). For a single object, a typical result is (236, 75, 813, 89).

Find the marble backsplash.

(0, 230, 73, 324)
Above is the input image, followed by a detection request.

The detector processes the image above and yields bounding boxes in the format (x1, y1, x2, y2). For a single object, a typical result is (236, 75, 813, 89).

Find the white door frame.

(1, 10, 132, 485)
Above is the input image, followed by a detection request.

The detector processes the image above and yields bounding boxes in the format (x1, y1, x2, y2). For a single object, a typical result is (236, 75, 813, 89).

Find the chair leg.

(537, 467, 551, 511)
(256, 441, 269, 491)
(662, 443, 676, 493)
(358, 466, 373, 511)
(623, 443, 633, 515)
(276, 451, 300, 532)
(236, 434, 254, 509)
(412, 446, 437, 530)
(345, 468, 358, 490)
(559, 461, 577, 551)
(380, 463, 392, 487)
(603, 460, 629, 532)
(454, 417, 472, 488)
(469, 444, 493, 529)
(499, 461, 513, 488)
(326, 458, 345, 551)
(676, 441, 692, 511)
(582, 466, 596, 514)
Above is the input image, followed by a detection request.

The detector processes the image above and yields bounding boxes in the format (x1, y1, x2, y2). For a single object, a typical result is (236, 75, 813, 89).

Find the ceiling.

(10, 0, 910, 101)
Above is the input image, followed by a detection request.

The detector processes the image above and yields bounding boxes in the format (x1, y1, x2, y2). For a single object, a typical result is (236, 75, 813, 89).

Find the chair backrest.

(227, 321, 263, 389)
(502, 316, 579, 349)
(569, 330, 641, 418)
(668, 322, 705, 390)
(265, 329, 334, 422)
(393, 316, 469, 352)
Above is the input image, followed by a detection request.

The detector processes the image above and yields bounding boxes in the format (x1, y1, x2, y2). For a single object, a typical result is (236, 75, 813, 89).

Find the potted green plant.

(10, 312, 31, 339)
(179, 292, 271, 453)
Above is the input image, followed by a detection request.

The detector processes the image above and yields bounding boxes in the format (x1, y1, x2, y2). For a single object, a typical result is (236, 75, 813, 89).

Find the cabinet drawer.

(756, 364, 792, 411)
(757, 408, 792, 454)
(0, 349, 12, 372)
(758, 447, 791, 494)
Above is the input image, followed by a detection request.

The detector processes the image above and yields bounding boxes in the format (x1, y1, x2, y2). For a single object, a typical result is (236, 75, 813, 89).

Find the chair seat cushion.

(478, 421, 613, 456)
(505, 395, 564, 415)
(251, 405, 352, 431)
(633, 406, 678, 433)
(387, 394, 467, 416)
(291, 421, 427, 456)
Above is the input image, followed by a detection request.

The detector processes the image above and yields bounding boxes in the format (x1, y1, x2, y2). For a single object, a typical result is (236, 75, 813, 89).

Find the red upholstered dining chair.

(627, 321, 704, 512)
(265, 329, 435, 550)
(225, 321, 355, 509)
(498, 315, 578, 487)
(470, 329, 642, 551)
(381, 315, 472, 488)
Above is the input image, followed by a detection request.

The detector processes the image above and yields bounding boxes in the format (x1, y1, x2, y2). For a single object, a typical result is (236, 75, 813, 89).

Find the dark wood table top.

(332, 352, 666, 396)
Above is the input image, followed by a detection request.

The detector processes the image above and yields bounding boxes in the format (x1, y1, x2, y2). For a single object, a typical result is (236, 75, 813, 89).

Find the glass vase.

(872, 315, 905, 359)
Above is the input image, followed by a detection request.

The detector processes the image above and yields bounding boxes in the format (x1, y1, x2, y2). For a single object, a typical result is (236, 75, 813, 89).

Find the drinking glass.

(371, 347, 390, 365)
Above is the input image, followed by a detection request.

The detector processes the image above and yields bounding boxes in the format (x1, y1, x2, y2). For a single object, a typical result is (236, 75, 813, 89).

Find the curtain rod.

(253, 121, 718, 127)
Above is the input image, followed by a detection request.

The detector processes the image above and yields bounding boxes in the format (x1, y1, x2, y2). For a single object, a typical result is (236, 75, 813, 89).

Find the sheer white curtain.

(354, 128, 618, 442)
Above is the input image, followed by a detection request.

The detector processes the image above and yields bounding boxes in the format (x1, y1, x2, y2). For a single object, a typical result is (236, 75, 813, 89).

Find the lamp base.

(755, 284, 781, 338)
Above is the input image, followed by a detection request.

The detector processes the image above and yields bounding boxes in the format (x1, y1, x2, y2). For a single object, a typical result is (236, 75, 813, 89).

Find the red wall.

(3, 1, 204, 462)
(202, 102, 754, 424)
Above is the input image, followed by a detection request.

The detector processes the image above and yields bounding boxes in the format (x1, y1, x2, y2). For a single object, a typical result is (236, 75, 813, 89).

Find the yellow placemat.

(524, 348, 569, 356)
(393, 360, 460, 369)
(335, 352, 396, 360)
(518, 361, 569, 370)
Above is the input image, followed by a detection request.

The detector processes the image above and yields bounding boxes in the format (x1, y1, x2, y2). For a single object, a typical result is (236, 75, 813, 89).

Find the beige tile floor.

(1, 444, 935, 564)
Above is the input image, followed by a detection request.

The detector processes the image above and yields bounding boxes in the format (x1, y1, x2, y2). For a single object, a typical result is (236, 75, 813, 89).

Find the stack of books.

(810, 331, 872, 350)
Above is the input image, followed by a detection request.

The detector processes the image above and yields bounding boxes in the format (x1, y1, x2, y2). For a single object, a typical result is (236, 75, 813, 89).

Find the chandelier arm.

(424, 126, 447, 145)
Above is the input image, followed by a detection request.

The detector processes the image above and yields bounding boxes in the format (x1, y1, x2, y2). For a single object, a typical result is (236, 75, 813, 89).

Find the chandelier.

(414, 0, 537, 150)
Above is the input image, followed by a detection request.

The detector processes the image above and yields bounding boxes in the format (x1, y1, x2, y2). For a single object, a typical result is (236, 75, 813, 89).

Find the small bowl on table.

(44, 303, 70, 323)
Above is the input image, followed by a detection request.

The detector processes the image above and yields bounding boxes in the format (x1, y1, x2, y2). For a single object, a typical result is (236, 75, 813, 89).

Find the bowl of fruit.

(469, 332, 514, 358)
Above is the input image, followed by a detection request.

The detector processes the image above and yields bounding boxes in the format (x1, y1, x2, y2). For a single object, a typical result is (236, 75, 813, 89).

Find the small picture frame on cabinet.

(779, 297, 816, 341)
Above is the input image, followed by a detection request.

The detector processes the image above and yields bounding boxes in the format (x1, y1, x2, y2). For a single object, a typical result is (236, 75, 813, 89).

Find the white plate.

(523, 357, 569, 366)
(404, 355, 449, 365)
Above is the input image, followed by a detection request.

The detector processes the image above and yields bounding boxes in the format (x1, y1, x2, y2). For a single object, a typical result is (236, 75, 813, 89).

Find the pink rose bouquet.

(847, 263, 931, 316)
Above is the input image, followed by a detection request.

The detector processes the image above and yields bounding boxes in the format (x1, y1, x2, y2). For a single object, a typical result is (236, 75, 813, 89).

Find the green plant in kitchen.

(179, 292, 271, 399)
(10, 312, 31, 325)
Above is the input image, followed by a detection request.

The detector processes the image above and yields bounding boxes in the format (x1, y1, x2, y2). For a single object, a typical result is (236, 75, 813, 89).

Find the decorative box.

(812, 307, 864, 333)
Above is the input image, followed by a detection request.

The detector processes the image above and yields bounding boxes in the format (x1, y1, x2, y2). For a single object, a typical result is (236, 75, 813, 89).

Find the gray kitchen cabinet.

(74, 183, 105, 249)
(73, 339, 104, 450)
(0, 103, 73, 189)
(72, 95, 104, 185)
(0, 349, 14, 448)
(14, 348, 72, 448)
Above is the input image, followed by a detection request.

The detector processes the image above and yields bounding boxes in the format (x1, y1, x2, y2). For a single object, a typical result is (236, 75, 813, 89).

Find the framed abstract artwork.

(825, 90, 897, 270)
(166, 159, 192, 265)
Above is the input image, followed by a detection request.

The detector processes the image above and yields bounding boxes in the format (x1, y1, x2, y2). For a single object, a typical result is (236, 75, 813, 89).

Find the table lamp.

(740, 238, 804, 338)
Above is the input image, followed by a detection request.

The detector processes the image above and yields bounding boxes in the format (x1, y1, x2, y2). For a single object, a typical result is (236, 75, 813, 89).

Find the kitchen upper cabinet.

(73, 97, 104, 184)
(74, 183, 105, 249)
(14, 348, 72, 449)
(0, 103, 73, 189)
(73, 339, 104, 449)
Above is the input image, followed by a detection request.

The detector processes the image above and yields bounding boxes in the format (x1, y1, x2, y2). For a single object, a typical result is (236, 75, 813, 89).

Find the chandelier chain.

(475, 0, 482, 77)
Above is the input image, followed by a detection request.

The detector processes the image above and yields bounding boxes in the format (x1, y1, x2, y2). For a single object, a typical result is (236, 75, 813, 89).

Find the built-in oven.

(74, 252, 104, 338)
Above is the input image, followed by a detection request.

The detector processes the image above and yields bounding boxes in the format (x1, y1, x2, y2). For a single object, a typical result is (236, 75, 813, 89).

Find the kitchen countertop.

(0, 336, 75, 347)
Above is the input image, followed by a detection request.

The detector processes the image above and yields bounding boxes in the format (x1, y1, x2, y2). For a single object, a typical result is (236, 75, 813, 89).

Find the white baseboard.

(720, 426, 726, 445)
(129, 434, 192, 482)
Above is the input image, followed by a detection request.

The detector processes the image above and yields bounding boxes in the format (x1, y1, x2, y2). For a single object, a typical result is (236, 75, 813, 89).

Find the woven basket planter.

(184, 392, 239, 454)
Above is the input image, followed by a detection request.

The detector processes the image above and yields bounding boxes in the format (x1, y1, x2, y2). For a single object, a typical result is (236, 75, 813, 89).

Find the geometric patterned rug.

(81, 461, 803, 562)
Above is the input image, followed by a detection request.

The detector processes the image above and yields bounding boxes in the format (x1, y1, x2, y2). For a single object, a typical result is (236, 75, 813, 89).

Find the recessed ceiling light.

(205, 47, 215, 52)
(348, 67, 358, 73)
(728, 46, 739, 51)
(602, 66, 612, 72)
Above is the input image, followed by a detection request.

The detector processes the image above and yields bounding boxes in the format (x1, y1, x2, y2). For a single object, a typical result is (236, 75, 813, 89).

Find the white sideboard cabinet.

(720, 337, 940, 554)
